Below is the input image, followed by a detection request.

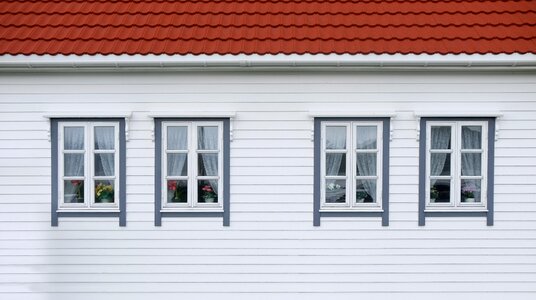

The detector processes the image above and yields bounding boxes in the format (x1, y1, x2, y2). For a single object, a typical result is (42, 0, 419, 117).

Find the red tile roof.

(0, 0, 535, 55)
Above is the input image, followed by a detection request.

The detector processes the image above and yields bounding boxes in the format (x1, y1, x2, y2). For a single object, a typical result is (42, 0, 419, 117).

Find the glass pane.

(356, 179, 376, 203)
(94, 126, 115, 150)
(430, 179, 450, 203)
(167, 180, 187, 203)
(64, 127, 84, 150)
(95, 180, 115, 203)
(198, 180, 218, 203)
(462, 126, 482, 149)
(167, 126, 188, 150)
(326, 153, 346, 176)
(198, 153, 218, 176)
(64, 180, 84, 203)
(356, 126, 377, 149)
(198, 126, 218, 150)
(64, 153, 84, 176)
(94, 153, 115, 176)
(461, 179, 482, 203)
(167, 153, 187, 176)
(431, 126, 451, 149)
(461, 153, 482, 176)
(430, 153, 450, 176)
(356, 153, 377, 176)
(325, 179, 346, 203)
(326, 126, 346, 149)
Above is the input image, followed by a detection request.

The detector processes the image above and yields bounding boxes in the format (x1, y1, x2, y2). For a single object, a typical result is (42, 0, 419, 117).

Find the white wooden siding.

(0, 71, 535, 300)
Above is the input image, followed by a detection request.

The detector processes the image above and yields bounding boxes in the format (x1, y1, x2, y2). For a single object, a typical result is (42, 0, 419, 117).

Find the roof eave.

(0, 54, 535, 71)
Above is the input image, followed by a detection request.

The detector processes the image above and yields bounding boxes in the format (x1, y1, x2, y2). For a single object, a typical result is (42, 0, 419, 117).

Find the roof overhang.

(1, 54, 535, 72)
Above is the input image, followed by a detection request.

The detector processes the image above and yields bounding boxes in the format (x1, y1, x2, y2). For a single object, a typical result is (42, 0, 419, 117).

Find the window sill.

(57, 209, 120, 213)
(424, 208, 488, 213)
(320, 208, 384, 213)
(161, 208, 224, 213)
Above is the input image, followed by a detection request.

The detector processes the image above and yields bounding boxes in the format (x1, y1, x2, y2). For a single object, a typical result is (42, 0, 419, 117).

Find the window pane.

(356, 153, 377, 176)
(198, 153, 218, 176)
(64, 180, 84, 203)
(462, 126, 482, 149)
(94, 126, 115, 150)
(461, 179, 482, 203)
(64, 153, 84, 176)
(356, 179, 376, 203)
(167, 180, 187, 203)
(95, 153, 115, 176)
(326, 126, 346, 149)
(430, 153, 450, 176)
(198, 180, 218, 203)
(431, 126, 451, 149)
(326, 153, 346, 176)
(198, 126, 218, 150)
(325, 179, 346, 203)
(167, 153, 187, 176)
(430, 179, 450, 203)
(461, 153, 482, 176)
(95, 180, 115, 203)
(64, 127, 84, 150)
(356, 126, 377, 149)
(167, 126, 188, 150)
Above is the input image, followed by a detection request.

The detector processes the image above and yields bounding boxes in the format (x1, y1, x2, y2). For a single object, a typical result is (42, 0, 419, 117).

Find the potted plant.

(201, 184, 217, 203)
(95, 182, 114, 203)
(356, 190, 368, 203)
(70, 180, 84, 202)
(167, 181, 186, 203)
(462, 185, 476, 202)
(430, 186, 439, 202)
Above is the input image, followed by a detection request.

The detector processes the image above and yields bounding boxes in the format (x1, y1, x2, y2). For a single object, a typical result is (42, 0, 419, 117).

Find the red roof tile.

(0, 0, 535, 55)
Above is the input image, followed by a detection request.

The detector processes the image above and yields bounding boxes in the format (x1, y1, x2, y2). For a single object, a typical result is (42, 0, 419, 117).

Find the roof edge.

(1, 54, 535, 71)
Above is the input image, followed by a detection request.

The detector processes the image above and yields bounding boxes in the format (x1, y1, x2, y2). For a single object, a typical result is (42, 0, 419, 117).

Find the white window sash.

(425, 121, 488, 210)
(320, 121, 383, 210)
(162, 121, 224, 211)
(58, 121, 120, 211)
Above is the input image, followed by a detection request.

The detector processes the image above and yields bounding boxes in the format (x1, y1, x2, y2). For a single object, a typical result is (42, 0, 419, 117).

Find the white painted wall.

(0, 70, 535, 300)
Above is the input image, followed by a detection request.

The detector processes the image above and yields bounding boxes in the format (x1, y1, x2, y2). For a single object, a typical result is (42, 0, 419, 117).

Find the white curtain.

(461, 126, 481, 176)
(356, 153, 377, 201)
(198, 127, 219, 192)
(94, 127, 115, 177)
(430, 127, 451, 184)
(356, 126, 377, 149)
(167, 127, 188, 176)
(64, 127, 85, 202)
(326, 127, 346, 176)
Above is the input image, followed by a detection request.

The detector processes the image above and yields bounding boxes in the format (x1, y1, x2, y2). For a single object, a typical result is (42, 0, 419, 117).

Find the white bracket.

(495, 116, 500, 141)
(416, 116, 421, 141)
(230, 116, 234, 142)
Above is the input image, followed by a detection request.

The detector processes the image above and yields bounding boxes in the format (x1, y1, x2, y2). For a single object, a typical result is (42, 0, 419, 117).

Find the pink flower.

(71, 180, 81, 186)
(167, 181, 177, 191)
(202, 185, 213, 192)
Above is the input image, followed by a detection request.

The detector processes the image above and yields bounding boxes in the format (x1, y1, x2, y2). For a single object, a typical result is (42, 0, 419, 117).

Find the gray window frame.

(51, 118, 127, 227)
(314, 117, 391, 226)
(418, 117, 496, 226)
(154, 118, 231, 226)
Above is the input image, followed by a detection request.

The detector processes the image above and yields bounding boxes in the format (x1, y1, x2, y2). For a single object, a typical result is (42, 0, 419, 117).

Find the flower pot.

(465, 198, 475, 202)
(204, 197, 215, 203)
(98, 197, 113, 203)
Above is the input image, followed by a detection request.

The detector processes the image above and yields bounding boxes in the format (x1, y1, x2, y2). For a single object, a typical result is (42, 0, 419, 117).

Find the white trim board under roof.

(1, 54, 536, 71)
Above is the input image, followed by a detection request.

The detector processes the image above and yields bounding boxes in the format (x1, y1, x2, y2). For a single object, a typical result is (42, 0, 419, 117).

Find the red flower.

(167, 181, 177, 191)
(71, 180, 82, 186)
(202, 185, 213, 192)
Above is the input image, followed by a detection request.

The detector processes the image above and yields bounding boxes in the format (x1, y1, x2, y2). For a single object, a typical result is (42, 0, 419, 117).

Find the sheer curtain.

(356, 126, 377, 201)
(326, 127, 346, 176)
(64, 127, 85, 202)
(167, 128, 188, 176)
(198, 127, 219, 192)
(356, 154, 376, 200)
(94, 127, 115, 177)
(461, 127, 481, 176)
(430, 127, 451, 185)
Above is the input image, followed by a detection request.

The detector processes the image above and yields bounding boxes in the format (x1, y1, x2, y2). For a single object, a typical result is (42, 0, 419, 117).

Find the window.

(51, 119, 126, 226)
(155, 119, 230, 226)
(419, 118, 495, 226)
(314, 118, 390, 226)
